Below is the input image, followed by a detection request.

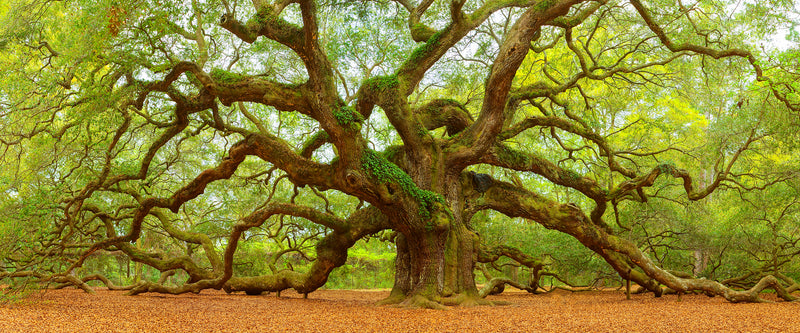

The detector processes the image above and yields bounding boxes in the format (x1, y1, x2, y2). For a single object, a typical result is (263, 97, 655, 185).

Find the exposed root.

(375, 290, 407, 306)
(442, 293, 507, 307)
(397, 295, 448, 310)
(378, 291, 510, 309)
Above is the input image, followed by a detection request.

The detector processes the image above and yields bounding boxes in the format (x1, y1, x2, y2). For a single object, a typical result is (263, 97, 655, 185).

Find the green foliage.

(656, 162, 677, 175)
(332, 105, 363, 131)
(363, 75, 399, 92)
(408, 29, 444, 64)
(361, 149, 443, 219)
(325, 241, 396, 289)
(475, 213, 611, 287)
(210, 68, 248, 85)
(251, 5, 300, 32)
(0, 279, 40, 304)
(534, 0, 557, 12)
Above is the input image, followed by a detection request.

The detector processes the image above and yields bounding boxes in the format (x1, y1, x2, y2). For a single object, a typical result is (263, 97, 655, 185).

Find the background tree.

(1, 0, 799, 307)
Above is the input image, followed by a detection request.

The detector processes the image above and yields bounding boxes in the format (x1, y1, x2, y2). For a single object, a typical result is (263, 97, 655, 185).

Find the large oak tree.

(1, 0, 799, 307)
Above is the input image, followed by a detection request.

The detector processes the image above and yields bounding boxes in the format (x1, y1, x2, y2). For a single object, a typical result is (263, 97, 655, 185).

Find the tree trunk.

(693, 249, 708, 276)
(383, 218, 487, 308)
(379, 171, 493, 308)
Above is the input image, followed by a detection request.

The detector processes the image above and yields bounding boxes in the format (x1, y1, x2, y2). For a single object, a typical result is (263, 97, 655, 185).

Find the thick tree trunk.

(383, 220, 486, 308)
(379, 171, 491, 308)
(386, 229, 449, 309)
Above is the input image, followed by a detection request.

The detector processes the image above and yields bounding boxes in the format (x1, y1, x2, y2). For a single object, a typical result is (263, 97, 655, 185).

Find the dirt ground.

(1, 288, 798, 332)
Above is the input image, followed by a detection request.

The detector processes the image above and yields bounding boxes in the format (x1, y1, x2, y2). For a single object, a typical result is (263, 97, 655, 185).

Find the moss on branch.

(363, 75, 399, 92)
(361, 149, 444, 219)
(656, 162, 677, 175)
(410, 23, 437, 42)
(496, 145, 530, 167)
(332, 105, 363, 131)
(408, 30, 444, 64)
(252, 5, 300, 31)
(210, 68, 249, 86)
(534, 0, 557, 12)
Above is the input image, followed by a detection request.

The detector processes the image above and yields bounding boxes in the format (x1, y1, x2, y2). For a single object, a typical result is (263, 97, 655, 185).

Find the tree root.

(375, 290, 407, 306)
(399, 295, 449, 310)
(442, 293, 510, 307)
(378, 291, 510, 309)
(377, 292, 448, 310)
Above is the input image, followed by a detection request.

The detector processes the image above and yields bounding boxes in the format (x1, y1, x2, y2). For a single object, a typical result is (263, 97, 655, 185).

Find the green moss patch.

(332, 105, 363, 131)
(210, 68, 248, 85)
(364, 75, 399, 92)
(361, 149, 444, 219)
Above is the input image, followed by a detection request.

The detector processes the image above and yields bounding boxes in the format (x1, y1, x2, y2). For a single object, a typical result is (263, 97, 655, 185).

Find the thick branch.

(223, 206, 390, 294)
(219, 5, 304, 51)
(471, 177, 797, 302)
(447, 0, 584, 170)
(415, 99, 474, 136)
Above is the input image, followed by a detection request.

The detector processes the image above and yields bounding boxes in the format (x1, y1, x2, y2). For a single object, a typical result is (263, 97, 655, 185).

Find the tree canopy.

(1, 0, 799, 307)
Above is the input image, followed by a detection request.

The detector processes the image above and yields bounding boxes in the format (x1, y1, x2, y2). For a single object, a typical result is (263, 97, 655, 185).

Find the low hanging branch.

(476, 244, 550, 297)
(472, 174, 798, 303)
(222, 206, 390, 295)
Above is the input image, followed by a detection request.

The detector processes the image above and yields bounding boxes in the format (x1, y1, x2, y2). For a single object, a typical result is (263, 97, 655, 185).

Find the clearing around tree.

(1, 288, 798, 332)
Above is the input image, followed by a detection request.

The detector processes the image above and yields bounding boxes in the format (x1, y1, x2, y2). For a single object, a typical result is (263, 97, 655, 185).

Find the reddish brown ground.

(1, 288, 798, 332)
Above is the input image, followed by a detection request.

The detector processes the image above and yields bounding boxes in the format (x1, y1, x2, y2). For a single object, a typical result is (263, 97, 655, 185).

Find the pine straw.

(1, 288, 798, 332)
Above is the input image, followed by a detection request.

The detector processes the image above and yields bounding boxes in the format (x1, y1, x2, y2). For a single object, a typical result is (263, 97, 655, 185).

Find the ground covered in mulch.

(1, 288, 798, 332)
